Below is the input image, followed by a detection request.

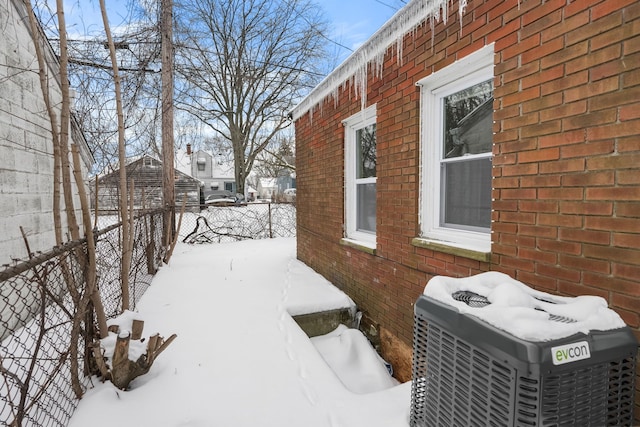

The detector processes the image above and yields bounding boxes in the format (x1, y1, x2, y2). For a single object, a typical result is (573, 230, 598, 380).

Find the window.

(418, 44, 494, 253)
(344, 105, 377, 247)
(197, 157, 206, 172)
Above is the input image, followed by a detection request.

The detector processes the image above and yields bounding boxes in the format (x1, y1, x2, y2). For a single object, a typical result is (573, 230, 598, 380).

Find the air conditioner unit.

(410, 273, 637, 427)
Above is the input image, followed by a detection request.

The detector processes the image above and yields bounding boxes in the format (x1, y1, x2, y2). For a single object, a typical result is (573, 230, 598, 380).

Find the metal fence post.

(268, 203, 273, 239)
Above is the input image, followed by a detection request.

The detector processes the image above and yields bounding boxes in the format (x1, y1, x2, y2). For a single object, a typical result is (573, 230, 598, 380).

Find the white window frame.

(417, 44, 494, 253)
(344, 105, 377, 248)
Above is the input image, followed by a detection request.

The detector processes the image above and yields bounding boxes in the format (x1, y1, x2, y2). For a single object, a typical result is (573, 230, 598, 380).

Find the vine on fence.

(180, 203, 296, 244)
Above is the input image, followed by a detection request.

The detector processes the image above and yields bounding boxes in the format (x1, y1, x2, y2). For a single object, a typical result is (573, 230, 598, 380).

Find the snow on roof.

(423, 272, 626, 342)
(175, 150, 192, 176)
(259, 177, 278, 187)
(290, 0, 468, 121)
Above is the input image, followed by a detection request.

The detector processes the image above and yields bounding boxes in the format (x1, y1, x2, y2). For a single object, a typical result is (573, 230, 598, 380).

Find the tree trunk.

(55, 0, 81, 245)
(92, 322, 177, 390)
(99, 0, 132, 312)
(71, 145, 108, 338)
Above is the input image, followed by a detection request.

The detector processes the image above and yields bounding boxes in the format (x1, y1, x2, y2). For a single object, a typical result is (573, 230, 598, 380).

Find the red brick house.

(291, 0, 639, 419)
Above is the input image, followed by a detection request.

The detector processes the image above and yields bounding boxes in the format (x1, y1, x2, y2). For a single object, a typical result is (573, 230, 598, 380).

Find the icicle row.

(292, 0, 466, 121)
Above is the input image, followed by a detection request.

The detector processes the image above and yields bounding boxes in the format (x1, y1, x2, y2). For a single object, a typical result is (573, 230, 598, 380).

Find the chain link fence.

(178, 202, 296, 244)
(0, 209, 165, 427)
(0, 202, 295, 427)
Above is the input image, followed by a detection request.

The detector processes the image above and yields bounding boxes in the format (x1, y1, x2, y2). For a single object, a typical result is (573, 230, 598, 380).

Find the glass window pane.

(357, 124, 376, 178)
(357, 183, 376, 233)
(441, 158, 491, 229)
(443, 80, 493, 159)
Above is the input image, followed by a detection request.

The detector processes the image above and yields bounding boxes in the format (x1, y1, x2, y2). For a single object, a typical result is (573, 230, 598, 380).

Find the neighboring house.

(291, 0, 639, 413)
(257, 177, 277, 201)
(276, 171, 296, 194)
(245, 186, 258, 202)
(187, 147, 236, 197)
(91, 156, 201, 210)
(276, 157, 296, 195)
(0, 0, 94, 262)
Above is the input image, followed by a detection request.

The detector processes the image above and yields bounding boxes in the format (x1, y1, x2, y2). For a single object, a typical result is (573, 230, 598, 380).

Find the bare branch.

(174, 0, 329, 194)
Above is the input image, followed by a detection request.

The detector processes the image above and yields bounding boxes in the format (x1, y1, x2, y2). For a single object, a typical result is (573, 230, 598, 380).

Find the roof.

(259, 178, 278, 188)
(95, 155, 201, 186)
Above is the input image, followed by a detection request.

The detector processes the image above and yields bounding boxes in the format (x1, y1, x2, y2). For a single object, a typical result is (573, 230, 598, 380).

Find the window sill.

(411, 237, 491, 263)
(340, 238, 376, 255)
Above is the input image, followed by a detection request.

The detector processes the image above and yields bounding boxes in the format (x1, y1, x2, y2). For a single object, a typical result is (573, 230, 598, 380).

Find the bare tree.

(33, 0, 165, 176)
(23, 0, 109, 400)
(63, 27, 164, 175)
(252, 132, 295, 179)
(174, 0, 329, 195)
(97, 0, 135, 313)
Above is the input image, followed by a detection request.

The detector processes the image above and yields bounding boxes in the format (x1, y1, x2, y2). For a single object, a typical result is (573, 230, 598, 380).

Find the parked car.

(204, 191, 246, 207)
(205, 198, 236, 206)
(283, 188, 296, 202)
(205, 190, 236, 206)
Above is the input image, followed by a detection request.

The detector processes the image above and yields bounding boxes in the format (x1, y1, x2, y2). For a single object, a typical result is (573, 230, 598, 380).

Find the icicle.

(459, 0, 468, 35)
(290, 0, 464, 121)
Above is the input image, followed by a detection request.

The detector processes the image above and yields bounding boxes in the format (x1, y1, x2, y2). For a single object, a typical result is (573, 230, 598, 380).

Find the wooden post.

(161, 0, 175, 247)
(131, 320, 144, 340)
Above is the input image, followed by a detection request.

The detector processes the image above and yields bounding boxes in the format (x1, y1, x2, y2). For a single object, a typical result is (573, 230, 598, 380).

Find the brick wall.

(490, 0, 640, 419)
(295, 0, 639, 419)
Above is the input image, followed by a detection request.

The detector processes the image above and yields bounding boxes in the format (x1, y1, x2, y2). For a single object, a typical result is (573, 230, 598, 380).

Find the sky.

(318, 0, 408, 62)
(60, 0, 408, 65)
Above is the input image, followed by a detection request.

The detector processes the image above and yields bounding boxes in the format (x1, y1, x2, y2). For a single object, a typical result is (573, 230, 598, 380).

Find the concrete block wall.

(0, 0, 89, 262)
(295, 0, 639, 418)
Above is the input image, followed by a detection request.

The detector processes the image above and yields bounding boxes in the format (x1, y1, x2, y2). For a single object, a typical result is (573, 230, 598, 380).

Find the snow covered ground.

(69, 238, 411, 427)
